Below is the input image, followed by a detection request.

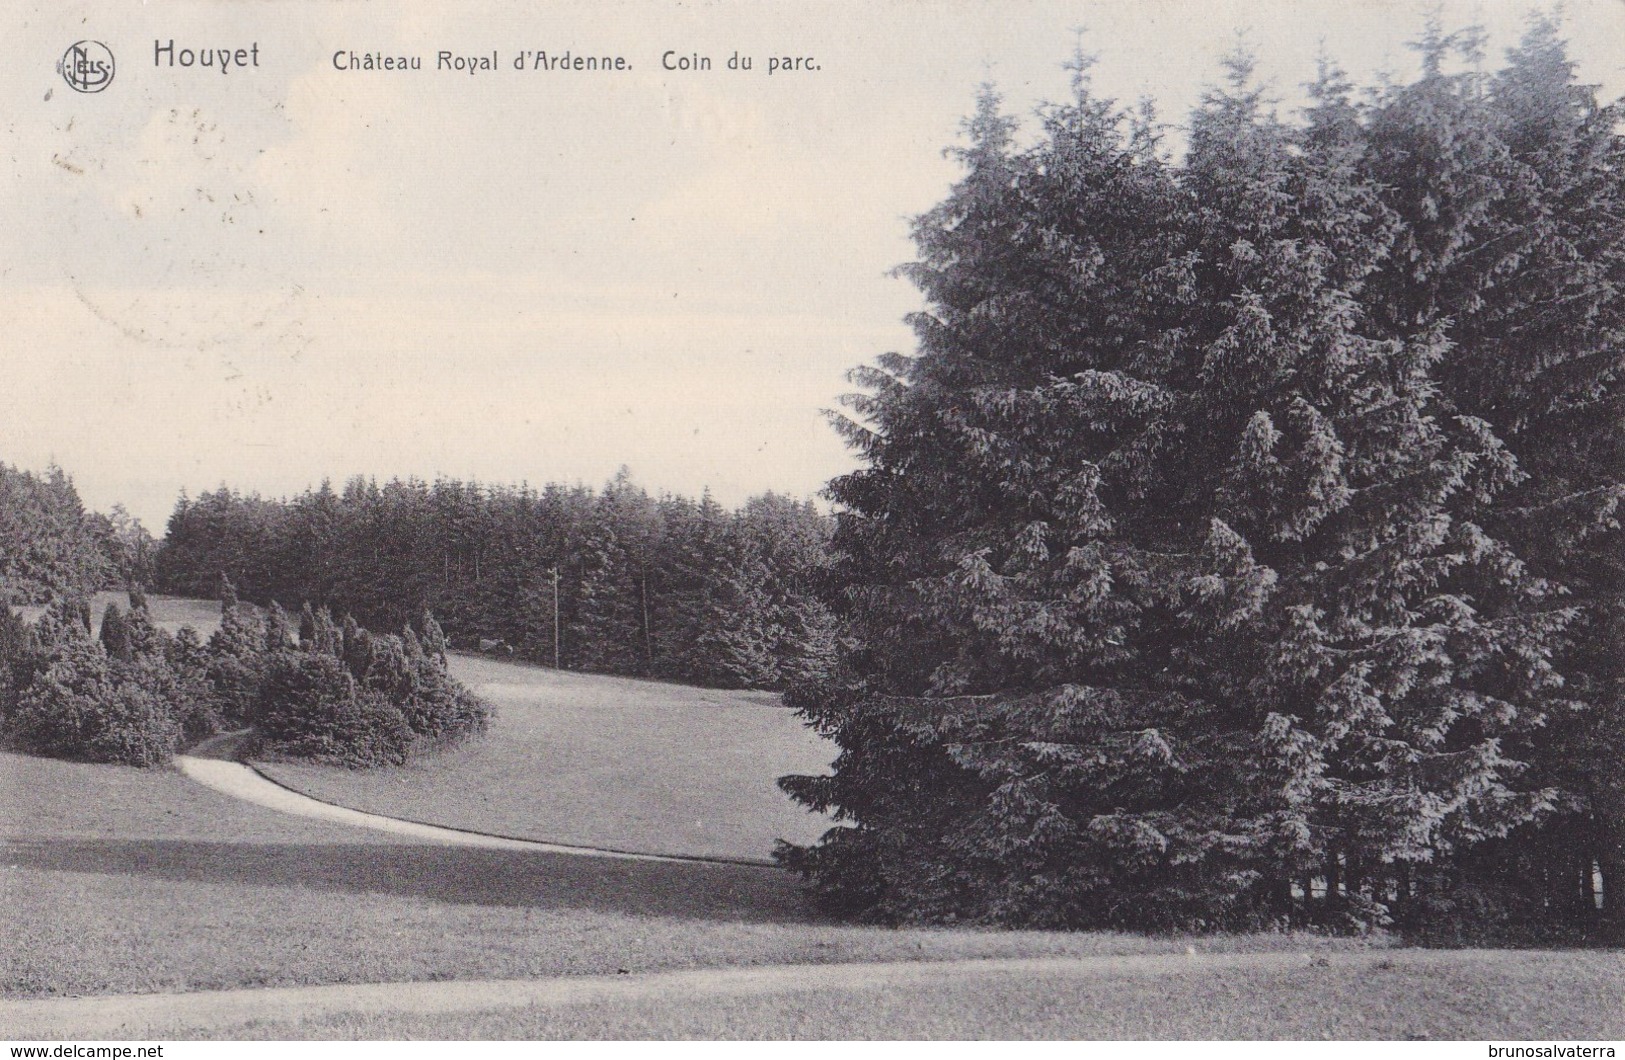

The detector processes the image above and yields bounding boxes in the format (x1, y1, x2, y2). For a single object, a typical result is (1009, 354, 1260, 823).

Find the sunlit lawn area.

(256, 652, 835, 861)
(3, 750, 1369, 1004)
(2, 605, 1617, 1040)
(16, 592, 224, 639)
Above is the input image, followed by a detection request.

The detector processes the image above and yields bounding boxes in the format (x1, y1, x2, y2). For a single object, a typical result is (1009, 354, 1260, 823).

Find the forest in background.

(152, 470, 838, 691)
(0, 462, 155, 603)
(0, 461, 836, 693)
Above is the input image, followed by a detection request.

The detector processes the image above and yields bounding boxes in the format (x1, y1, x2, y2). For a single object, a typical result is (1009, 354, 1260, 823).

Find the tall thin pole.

(640, 566, 653, 671)
(551, 566, 561, 670)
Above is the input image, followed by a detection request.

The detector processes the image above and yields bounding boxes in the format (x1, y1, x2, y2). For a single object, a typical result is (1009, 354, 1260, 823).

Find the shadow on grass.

(4, 838, 820, 924)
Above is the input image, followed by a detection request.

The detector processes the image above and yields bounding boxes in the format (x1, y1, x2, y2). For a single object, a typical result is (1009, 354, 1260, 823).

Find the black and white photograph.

(1, 0, 1623, 1046)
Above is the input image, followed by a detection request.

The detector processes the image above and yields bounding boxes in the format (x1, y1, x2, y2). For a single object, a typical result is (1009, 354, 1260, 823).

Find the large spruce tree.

(780, 29, 1616, 932)
(1356, 16, 1625, 928)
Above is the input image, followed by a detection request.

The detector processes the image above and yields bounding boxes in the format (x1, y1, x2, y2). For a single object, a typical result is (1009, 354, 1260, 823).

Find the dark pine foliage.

(0, 463, 153, 605)
(1, 577, 487, 769)
(780, 24, 1623, 935)
(2, 594, 208, 767)
(218, 581, 492, 767)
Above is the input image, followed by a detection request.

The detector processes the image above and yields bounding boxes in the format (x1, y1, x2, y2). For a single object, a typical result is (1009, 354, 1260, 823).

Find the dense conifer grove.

(779, 19, 1625, 938)
(0, 463, 156, 602)
(153, 470, 837, 690)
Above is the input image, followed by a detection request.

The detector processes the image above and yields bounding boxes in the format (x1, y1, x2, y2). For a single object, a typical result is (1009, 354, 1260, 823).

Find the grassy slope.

(255, 653, 836, 861)
(16, 593, 223, 639)
(3, 750, 1366, 1003)
(149, 952, 1625, 1040)
(4, 597, 1617, 1038)
(20, 595, 830, 859)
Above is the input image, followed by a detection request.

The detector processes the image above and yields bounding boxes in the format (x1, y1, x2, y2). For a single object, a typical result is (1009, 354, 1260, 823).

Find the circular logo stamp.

(59, 41, 115, 93)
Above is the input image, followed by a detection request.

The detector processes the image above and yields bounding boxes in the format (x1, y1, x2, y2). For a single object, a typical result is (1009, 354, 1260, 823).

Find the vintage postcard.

(3, 0, 1623, 1047)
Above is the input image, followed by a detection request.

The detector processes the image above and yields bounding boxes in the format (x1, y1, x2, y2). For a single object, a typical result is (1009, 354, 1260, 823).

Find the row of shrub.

(0, 584, 490, 768)
(228, 586, 493, 766)
(0, 594, 215, 766)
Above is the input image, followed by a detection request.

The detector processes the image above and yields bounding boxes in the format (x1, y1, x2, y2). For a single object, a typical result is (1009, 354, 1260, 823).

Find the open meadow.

(16, 592, 223, 639)
(256, 653, 835, 862)
(1, 596, 1620, 1039)
(4, 747, 1621, 1039)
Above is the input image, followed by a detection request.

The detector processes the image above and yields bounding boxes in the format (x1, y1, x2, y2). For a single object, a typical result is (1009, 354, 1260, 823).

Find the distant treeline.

(154, 470, 838, 690)
(0, 462, 156, 604)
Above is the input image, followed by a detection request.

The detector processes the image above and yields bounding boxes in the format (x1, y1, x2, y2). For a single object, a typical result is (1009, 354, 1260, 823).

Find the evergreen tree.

(780, 40, 1589, 930)
(0, 605, 30, 718)
(11, 602, 182, 766)
(313, 606, 343, 657)
(739, 494, 840, 687)
(782, 77, 1220, 926)
(99, 602, 130, 662)
(264, 602, 294, 652)
(166, 624, 220, 740)
(0, 463, 114, 603)
(94, 504, 157, 590)
(568, 506, 641, 674)
(340, 614, 370, 679)
(1354, 15, 1625, 928)
(646, 493, 713, 682)
(208, 581, 264, 727)
(420, 609, 449, 663)
(121, 593, 163, 659)
(695, 534, 780, 689)
(67, 596, 93, 637)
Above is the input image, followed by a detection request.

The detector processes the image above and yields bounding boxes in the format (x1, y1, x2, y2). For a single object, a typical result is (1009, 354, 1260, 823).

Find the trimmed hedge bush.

(254, 650, 413, 767)
(250, 607, 490, 766)
(2, 591, 487, 770)
(7, 628, 181, 767)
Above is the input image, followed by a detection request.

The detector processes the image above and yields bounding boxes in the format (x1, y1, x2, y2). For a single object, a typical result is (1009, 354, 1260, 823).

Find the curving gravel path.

(172, 750, 748, 866)
(1, 950, 1415, 1039)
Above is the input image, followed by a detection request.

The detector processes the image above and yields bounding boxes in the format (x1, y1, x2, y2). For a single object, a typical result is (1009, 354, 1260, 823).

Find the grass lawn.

(140, 950, 1625, 1039)
(2, 750, 1371, 1006)
(17, 594, 831, 860)
(4, 601, 1617, 1039)
(16, 592, 224, 639)
(255, 653, 836, 861)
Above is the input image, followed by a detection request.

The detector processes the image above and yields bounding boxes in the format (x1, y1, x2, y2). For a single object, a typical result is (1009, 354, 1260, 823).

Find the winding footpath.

(2, 950, 1425, 1038)
(177, 755, 684, 864)
(173, 732, 767, 866)
(0, 736, 1439, 1038)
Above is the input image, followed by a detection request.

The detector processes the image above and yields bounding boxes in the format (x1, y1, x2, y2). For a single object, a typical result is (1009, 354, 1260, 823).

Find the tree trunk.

(1590, 777, 1625, 938)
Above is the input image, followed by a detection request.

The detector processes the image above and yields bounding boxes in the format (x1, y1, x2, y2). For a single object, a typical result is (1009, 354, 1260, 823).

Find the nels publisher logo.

(59, 40, 115, 93)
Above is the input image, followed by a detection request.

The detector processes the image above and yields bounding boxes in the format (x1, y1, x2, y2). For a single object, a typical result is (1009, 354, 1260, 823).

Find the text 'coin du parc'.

(329, 49, 819, 75)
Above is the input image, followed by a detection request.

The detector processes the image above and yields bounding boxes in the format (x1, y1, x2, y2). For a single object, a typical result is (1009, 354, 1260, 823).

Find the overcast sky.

(4, 0, 1624, 530)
